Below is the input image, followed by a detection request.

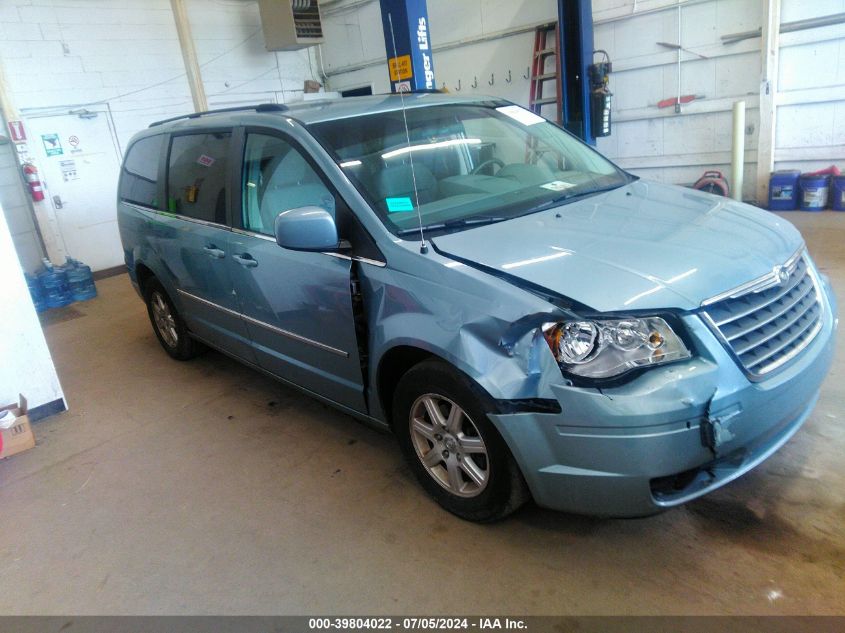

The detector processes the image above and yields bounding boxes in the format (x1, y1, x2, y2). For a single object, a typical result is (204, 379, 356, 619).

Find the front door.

(229, 131, 366, 413)
(25, 109, 123, 271)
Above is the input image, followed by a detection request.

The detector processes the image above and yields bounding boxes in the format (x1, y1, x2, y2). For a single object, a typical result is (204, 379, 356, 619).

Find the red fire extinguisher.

(22, 163, 45, 202)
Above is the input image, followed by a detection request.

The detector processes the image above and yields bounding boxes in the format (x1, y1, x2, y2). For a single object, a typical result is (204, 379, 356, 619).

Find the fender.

(359, 255, 571, 423)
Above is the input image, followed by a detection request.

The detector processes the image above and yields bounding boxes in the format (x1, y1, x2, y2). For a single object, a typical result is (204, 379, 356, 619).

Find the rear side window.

(167, 132, 231, 224)
(119, 135, 163, 208)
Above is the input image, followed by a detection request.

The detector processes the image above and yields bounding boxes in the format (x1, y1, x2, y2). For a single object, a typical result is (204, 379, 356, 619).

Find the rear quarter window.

(119, 135, 163, 208)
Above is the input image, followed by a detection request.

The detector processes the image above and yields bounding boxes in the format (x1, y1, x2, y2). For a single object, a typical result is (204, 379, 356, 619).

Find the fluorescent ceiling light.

(382, 138, 481, 160)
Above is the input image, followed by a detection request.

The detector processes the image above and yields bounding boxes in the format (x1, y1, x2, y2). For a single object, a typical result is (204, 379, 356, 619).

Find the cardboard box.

(0, 395, 35, 460)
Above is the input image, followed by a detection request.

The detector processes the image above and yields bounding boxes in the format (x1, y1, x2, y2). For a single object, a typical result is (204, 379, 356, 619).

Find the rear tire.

(144, 280, 203, 361)
(393, 360, 530, 522)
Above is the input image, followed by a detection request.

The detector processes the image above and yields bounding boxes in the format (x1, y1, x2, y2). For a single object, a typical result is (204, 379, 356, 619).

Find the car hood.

(431, 180, 804, 312)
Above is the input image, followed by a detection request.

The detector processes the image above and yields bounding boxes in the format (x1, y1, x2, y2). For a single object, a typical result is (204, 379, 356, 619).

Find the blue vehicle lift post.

(378, 0, 436, 93)
(375, 0, 606, 144)
(558, 0, 596, 144)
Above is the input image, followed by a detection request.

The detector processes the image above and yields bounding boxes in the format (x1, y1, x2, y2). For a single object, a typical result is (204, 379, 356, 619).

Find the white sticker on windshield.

(541, 180, 576, 192)
(496, 105, 545, 126)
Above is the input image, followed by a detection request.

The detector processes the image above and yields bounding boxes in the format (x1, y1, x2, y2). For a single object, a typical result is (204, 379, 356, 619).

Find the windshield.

(308, 102, 631, 236)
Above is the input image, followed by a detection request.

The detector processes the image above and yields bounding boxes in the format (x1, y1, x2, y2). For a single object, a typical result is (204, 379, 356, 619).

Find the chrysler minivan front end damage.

(485, 264, 837, 517)
(120, 94, 838, 521)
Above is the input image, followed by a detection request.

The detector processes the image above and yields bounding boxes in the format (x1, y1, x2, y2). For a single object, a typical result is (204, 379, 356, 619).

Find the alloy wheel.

(409, 393, 489, 498)
(151, 291, 179, 348)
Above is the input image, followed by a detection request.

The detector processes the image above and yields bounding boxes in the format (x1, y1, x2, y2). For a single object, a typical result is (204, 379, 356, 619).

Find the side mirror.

(273, 206, 339, 251)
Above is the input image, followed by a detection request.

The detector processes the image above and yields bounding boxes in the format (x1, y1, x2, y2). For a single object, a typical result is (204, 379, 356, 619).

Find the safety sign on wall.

(7, 121, 26, 143)
(41, 133, 63, 157)
(388, 54, 412, 81)
(59, 159, 79, 182)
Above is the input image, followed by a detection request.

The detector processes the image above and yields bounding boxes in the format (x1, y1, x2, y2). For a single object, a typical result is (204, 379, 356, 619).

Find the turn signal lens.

(648, 330, 665, 349)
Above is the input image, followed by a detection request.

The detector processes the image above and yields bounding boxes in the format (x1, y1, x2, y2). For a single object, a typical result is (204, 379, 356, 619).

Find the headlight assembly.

(542, 316, 690, 379)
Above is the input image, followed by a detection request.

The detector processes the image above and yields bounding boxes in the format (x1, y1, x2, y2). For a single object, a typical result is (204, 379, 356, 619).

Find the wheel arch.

(375, 343, 501, 430)
(135, 262, 156, 298)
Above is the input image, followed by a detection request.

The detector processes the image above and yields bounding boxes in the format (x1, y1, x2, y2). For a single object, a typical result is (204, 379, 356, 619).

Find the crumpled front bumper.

(488, 278, 837, 517)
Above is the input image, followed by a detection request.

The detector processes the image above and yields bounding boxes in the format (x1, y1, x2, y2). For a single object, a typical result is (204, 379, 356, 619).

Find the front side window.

(119, 135, 163, 208)
(309, 103, 630, 236)
(241, 133, 335, 236)
(167, 132, 231, 224)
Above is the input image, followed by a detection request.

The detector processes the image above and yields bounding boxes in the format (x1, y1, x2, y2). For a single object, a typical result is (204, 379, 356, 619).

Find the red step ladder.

(528, 23, 562, 123)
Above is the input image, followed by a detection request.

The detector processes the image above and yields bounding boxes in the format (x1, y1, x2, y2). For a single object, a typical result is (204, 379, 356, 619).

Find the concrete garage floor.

(0, 212, 843, 615)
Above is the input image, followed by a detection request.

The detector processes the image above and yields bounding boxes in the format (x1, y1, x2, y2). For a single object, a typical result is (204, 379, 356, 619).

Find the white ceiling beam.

(170, 0, 208, 113)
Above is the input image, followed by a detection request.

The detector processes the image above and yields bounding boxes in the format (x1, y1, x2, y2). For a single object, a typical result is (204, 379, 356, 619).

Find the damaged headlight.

(542, 317, 690, 379)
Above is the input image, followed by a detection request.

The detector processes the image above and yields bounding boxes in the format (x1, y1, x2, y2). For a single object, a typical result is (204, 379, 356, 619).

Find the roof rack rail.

(148, 103, 288, 128)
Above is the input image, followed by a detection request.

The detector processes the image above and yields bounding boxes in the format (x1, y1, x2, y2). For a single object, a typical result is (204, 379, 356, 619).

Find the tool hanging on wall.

(588, 50, 612, 138)
(656, 41, 709, 60)
(657, 94, 705, 109)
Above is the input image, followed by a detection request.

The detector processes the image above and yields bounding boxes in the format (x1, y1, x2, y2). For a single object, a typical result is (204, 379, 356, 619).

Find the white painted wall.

(0, 0, 320, 155)
(591, 0, 763, 200)
(0, 203, 65, 411)
(774, 0, 845, 174)
(320, 0, 558, 105)
(321, 0, 845, 202)
(0, 0, 320, 271)
(0, 0, 840, 254)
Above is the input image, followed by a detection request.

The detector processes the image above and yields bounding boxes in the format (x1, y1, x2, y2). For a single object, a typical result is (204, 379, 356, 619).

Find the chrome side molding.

(176, 289, 349, 358)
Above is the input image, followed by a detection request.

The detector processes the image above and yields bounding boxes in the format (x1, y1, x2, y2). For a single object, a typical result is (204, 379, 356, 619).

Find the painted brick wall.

(0, 139, 42, 271)
(321, 0, 845, 202)
(0, 0, 319, 152)
(0, 0, 320, 271)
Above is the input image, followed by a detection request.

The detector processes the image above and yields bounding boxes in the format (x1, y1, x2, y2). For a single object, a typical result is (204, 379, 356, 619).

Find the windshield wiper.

(396, 215, 506, 236)
(519, 183, 625, 216)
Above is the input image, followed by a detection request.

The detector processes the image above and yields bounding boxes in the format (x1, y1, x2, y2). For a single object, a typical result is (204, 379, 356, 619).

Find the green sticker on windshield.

(386, 197, 414, 212)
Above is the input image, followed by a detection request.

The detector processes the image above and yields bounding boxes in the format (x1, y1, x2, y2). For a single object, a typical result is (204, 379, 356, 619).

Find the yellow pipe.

(731, 100, 746, 202)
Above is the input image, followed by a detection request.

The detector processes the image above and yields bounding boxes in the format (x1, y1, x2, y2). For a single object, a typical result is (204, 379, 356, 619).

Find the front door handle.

(233, 253, 258, 268)
(203, 245, 226, 259)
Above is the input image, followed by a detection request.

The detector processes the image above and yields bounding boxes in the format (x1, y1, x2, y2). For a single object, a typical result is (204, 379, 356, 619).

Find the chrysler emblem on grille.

(774, 264, 790, 284)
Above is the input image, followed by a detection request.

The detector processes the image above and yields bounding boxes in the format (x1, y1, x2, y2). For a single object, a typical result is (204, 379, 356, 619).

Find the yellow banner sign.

(388, 55, 413, 81)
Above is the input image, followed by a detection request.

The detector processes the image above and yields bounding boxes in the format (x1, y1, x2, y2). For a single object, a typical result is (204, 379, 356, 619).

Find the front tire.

(393, 360, 529, 522)
(144, 280, 203, 361)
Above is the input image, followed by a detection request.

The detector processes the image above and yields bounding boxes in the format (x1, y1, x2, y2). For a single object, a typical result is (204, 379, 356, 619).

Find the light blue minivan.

(118, 94, 836, 521)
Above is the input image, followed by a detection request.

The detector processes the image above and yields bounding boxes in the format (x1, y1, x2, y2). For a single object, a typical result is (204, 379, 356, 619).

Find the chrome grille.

(703, 252, 823, 377)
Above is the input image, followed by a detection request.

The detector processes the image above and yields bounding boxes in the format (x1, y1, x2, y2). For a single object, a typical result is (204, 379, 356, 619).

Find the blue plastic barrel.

(799, 174, 830, 211)
(37, 260, 73, 308)
(65, 257, 97, 301)
(832, 175, 845, 211)
(768, 170, 800, 210)
(25, 273, 47, 312)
